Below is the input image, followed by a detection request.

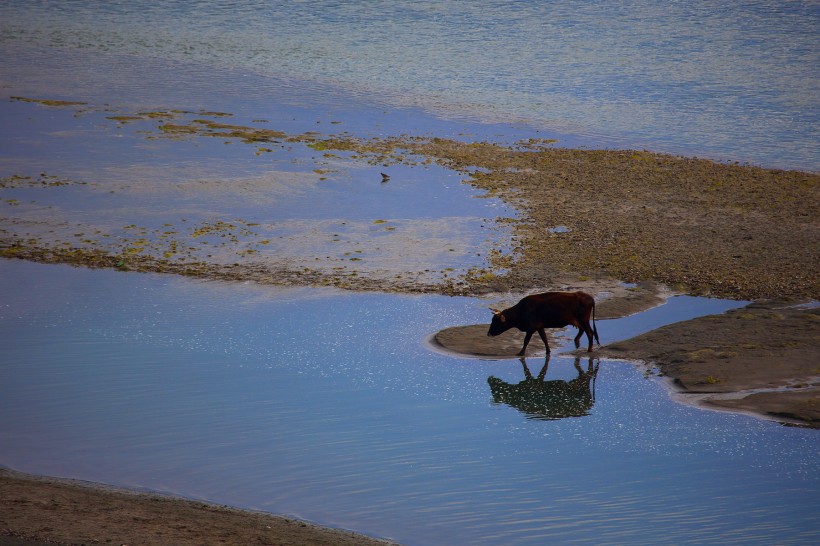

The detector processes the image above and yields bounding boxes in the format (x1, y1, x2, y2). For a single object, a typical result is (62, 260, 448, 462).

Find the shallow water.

(0, 91, 513, 285)
(1, 260, 817, 545)
(1, 0, 818, 169)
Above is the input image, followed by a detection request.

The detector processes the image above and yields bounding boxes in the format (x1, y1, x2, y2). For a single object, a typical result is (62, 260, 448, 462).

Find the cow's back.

(519, 291, 589, 328)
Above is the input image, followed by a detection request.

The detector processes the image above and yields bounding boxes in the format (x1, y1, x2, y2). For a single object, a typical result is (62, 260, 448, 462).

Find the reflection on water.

(1, 260, 818, 546)
(489, 357, 599, 420)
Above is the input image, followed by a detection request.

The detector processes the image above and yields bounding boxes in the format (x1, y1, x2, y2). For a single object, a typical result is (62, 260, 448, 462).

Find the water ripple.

(1, 0, 817, 169)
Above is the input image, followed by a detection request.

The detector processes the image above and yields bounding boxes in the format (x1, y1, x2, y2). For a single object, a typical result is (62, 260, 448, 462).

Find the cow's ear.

(490, 308, 506, 321)
(490, 308, 507, 322)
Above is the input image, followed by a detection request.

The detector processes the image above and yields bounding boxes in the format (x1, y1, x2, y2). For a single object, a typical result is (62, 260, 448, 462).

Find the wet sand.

(1, 97, 818, 544)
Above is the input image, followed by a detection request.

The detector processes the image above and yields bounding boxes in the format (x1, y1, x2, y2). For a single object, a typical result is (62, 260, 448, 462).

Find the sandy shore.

(0, 469, 397, 546)
(1, 97, 818, 543)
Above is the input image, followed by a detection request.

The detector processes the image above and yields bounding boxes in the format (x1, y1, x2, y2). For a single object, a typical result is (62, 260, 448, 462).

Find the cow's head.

(487, 308, 511, 337)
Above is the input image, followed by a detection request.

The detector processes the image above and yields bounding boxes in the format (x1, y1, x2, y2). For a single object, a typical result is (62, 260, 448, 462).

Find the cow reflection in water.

(488, 356, 600, 420)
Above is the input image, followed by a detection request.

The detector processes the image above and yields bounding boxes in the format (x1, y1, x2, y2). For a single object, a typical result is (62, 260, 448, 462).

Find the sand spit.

(3, 99, 818, 301)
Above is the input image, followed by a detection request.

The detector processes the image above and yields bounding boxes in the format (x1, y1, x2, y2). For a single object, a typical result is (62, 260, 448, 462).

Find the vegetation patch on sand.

(10, 96, 87, 107)
(396, 140, 819, 302)
(6, 98, 816, 301)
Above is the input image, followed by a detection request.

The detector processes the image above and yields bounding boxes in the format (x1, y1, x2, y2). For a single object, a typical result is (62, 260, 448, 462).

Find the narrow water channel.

(1, 260, 817, 545)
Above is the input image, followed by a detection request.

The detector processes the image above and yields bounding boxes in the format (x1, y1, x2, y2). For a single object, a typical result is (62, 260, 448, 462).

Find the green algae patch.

(10, 96, 87, 107)
(158, 123, 200, 135)
(197, 111, 233, 118)
(147, 118, 290, 143)
(1, 173, 88, 188)
(106, 115, 145, 123)
(190, 120, 287, 142)
(138, 111, 179, 119)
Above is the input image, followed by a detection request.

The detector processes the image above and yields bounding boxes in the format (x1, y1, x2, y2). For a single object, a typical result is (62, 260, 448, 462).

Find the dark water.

(1, 260, 817, 545)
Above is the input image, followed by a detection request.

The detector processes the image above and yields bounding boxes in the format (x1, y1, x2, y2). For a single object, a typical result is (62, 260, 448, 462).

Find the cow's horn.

(489, 307, 500, 315)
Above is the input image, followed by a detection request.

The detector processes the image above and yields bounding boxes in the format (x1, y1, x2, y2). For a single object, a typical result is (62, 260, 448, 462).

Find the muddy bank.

(432, 280, 667, 358)
(401, 139, 819, 302)
(0, 469, 397, 546)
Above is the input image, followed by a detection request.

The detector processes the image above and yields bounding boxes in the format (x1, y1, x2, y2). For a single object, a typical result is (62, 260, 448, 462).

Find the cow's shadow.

(488, 356, 600, 420)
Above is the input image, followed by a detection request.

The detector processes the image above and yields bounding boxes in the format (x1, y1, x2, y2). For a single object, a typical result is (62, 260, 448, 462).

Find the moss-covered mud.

(407, 140, 818, 301)
(5, 97, 817, 300)
(2, 96, 819, 427)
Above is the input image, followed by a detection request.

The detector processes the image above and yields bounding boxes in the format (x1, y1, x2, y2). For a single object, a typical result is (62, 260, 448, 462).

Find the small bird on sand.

(380, 172, 390, 183)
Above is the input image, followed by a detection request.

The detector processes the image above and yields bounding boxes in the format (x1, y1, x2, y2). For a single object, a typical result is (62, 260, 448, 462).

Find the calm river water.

(1, 260, 817, 545)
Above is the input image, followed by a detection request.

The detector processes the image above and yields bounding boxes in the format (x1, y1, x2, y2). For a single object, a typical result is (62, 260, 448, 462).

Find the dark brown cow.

(487, 291, 600, 356)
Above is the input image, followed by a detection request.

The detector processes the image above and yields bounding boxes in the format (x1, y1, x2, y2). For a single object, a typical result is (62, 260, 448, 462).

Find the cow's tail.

(592, 300, 601, 346)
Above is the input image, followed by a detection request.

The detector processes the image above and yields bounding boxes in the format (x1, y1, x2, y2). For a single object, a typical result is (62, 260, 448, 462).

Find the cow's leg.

(581, 321, 595, 352)
(574, 328, 583, 349)
(517, 331, 534, 356)
(537, 328, 551, 353)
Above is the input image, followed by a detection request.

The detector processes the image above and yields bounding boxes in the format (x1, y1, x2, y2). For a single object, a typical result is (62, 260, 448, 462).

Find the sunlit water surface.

(1, 260, 817, 545)
(1, 0, 817, 170)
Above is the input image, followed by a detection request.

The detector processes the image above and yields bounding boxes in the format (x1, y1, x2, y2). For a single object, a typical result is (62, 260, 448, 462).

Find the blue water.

(1, 260, 817, 545)
(1, 0, 817, 170)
